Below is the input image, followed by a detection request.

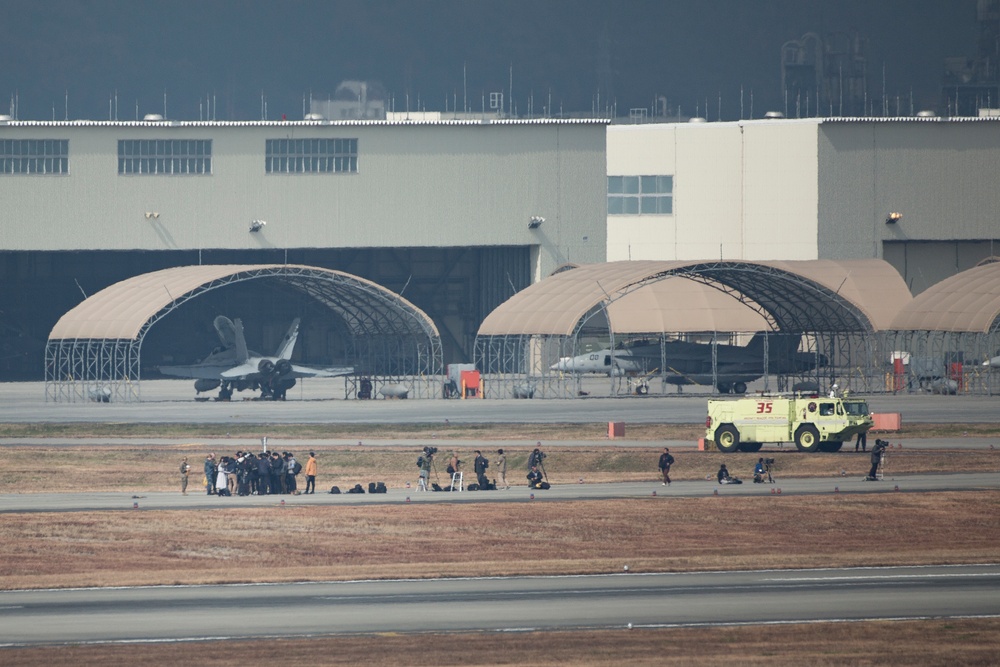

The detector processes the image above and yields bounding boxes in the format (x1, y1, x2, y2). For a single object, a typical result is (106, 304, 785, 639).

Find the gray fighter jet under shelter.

(157, 316, 352, 400)
(550, 333, 825, 394)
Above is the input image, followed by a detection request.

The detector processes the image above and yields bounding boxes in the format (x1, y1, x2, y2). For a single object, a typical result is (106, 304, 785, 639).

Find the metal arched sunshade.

(45, 264, 442, 402)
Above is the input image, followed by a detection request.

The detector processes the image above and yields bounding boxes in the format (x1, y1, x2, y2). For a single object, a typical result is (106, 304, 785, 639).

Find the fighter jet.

(550, 333, 825, 394)
(157, 316, 352, 400)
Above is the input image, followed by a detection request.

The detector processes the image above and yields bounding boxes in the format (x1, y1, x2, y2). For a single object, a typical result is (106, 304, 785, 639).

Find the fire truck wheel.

(794, 425, 821, 452)
(714, 424, 741, 453)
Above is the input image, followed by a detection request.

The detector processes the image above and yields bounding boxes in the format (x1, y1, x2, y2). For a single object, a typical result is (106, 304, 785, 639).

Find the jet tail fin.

(275, 318, 301, 360)
(213, 316, 238, 349)
(233, 318, 249, 365)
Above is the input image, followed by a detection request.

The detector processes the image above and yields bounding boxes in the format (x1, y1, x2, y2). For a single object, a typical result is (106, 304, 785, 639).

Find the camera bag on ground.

(329, 486, 341, 494)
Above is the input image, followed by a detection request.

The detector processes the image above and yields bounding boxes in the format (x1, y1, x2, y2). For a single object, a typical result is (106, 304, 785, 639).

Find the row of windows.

(0, 138, 359, 176)
(608, 175, 674, 215)
(265, 138, 358, 173)
(0, 140, 69, 174)
(118, 157, 212, 175)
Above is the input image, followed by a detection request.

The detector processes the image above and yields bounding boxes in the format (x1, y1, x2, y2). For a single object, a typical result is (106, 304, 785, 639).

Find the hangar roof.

(889, 262, 1000, 333)
(478, 259, 910, 337)
(48, 264, 439, 341)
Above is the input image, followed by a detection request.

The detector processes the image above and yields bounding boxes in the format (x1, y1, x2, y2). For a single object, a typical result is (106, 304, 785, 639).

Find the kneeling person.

(527, 465, 549, 490)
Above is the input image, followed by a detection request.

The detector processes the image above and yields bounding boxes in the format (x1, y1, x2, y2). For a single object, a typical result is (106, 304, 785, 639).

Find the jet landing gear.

(716, 381, 748, 394)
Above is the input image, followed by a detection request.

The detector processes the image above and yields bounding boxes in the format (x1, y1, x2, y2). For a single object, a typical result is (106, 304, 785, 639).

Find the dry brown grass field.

(3, 619, 999, 667)
(2, 428, 999, 665)
(2, 492, 998, 590)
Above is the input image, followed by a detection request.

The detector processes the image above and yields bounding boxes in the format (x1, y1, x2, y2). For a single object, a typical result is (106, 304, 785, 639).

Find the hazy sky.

(0, 0, 979, 121)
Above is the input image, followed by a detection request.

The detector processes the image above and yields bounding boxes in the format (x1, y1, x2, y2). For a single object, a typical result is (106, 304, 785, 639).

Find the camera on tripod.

(424, 446, 438, 455)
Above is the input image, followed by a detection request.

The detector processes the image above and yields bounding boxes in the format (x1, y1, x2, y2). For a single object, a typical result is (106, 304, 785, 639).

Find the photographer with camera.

(753, 457, 775, 484)
(527, 447, 548, 485)
(417, 446, 436, 491)
(527, 465, 550, 489)
(473, 450, 490, 489)
(867, 439, 888, 481)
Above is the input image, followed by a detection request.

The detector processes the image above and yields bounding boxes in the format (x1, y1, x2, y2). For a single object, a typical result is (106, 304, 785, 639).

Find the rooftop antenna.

(163, 90, 167, 119)
(463, 62, 467, 113)
(64, 90, 68, 121)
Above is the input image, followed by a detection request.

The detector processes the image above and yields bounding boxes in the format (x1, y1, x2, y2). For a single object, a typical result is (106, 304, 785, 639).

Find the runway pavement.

(2, 564, 998, 645)
(2, 471, 997, 514)
(0, 379, 998, 425)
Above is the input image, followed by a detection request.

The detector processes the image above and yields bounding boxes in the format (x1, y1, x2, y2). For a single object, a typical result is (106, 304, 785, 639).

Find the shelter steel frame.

(45, 265, 443, 402)
(475, 261, 882, 399)
(879, 330, 1000, 396)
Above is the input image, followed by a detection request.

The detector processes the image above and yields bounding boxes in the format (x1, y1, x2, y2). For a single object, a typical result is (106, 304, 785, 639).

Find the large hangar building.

(607, 116, 1000, 294)
(0, 116, 607, 380)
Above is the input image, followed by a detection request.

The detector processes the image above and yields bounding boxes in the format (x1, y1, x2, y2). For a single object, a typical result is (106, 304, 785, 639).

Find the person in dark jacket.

(657, 447, 674, 485)
(203, 453, 217, 495)
(473, 450, 490, 489)
(867, 439, 888, 480)
(256, 452, 272, 495)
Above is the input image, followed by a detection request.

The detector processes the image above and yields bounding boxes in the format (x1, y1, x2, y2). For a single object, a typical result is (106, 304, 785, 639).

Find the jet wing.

(285, 364, 354, 379)
(219, 362, 353, 380)
(158, 363, 237, 380)
(220, 363, 261, 380)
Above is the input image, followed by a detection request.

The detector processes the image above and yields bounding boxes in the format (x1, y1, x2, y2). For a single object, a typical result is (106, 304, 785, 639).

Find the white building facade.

(607, 118, 1000, 294)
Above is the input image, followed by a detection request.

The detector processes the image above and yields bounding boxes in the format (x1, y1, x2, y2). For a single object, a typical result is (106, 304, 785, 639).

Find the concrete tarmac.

(1, 379, 998, 425)
(2, 471, 997, 514)
(3, 564, 999, 645)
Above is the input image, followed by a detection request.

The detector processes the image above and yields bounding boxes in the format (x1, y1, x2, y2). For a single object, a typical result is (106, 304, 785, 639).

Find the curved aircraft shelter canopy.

(45, 264, 442, 402)
(882, 261, 1000, 395)
(475, 259, 911, 398)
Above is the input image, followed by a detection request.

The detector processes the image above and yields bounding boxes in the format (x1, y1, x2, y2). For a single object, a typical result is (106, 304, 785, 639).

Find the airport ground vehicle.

(705, 393, 873, 453)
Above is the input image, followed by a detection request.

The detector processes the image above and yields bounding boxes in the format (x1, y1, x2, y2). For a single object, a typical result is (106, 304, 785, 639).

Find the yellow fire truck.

(705, 393, 873, 453)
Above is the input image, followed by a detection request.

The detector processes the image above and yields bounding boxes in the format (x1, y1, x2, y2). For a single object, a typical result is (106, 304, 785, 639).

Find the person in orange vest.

(304, 452, 318, 494)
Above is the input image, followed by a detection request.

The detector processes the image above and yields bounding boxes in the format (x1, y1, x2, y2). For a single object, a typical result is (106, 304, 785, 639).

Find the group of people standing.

(181, 451, 318, 496)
